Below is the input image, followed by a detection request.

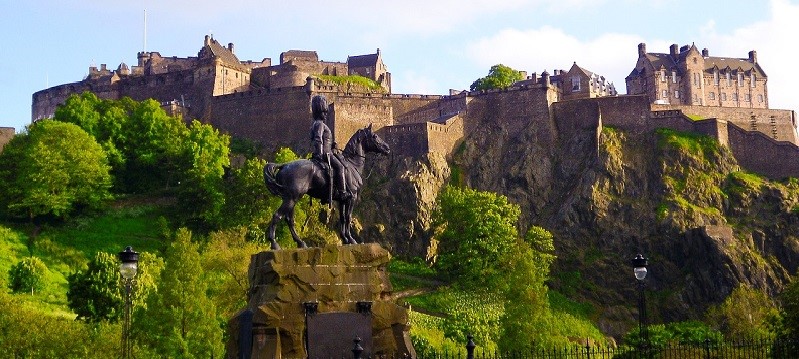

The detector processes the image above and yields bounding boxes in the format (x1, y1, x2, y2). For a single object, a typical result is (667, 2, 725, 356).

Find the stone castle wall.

(0, 127, 14, 153)
(652, 104, 797, 144)
(727, 124, 799, 179)
(210, 87, 312, 155)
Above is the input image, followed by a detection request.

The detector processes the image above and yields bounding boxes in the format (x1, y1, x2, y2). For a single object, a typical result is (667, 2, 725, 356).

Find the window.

(693, 94, 699, 102)
(661, 69, 666, 82)
(709, 92, 715, 100)
(745, 94, 751, 102)
(751, 73, 756, 88)
(758, 94, 764, 102)
(693, 73, 699, 87)
(675, 90, 680, 99)
(721, 93, 727, 101)
(737, 72, 743, 86)
(672, 71, 677, 83)
(726, 71, 731, 86)
(662, 90, 668, 98)
(571, 76, 581, 91)
(714, 70, 719, 85)
(733, 93, 738, 101)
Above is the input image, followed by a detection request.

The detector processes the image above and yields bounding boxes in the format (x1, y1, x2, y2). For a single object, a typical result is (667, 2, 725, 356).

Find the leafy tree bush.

(432, 186, 520, 289)
(0, 120, 112, 220)
(67, 252, 123, 322)
(469, 64, 525, 91)
(8, 257, 48, 294)
(133, 228, 224, 357)
(67, 251, 162, 322)
(706, 284, 779, 338)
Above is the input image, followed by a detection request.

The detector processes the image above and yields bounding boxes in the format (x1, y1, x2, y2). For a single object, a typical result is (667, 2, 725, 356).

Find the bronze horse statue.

(263, 124, 390, 249)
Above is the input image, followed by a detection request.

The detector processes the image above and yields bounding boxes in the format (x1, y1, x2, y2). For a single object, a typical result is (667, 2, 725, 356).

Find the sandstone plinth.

(227, 244, 415, 359)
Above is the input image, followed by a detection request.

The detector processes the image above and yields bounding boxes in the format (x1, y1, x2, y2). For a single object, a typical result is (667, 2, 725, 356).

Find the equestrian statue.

(263, 95, 391, 250)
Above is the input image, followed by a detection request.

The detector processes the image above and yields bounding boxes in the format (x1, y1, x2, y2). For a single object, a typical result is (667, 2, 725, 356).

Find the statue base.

(226, 243, 415, 359)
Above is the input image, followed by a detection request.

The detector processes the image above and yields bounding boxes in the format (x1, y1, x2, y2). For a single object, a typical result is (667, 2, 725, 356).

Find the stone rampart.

(653, 104, 797, 145)
(727, 123, 799, 179)
(210, 87, 312, 155)
(465, 86, 552, 136)
(0, 127, 15, 153)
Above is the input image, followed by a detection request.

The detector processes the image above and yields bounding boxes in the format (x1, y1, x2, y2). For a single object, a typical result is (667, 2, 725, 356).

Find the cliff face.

(356, 108, 799, 338)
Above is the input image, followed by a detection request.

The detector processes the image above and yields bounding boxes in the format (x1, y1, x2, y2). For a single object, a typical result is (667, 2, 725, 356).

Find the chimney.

(204, 35, 210, 46)
(638, 43, 647, 57)
(228, 43, 234, 53)
(101, 64, 107, 71)
(670, 44, 679, 58)
(702, 48, 709, 57)
(749, 50, 757, 63)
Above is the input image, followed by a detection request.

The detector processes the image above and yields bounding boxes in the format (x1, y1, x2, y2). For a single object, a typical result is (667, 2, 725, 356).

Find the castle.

(30, 37, 799, 179)
(626, 43, 768, 108)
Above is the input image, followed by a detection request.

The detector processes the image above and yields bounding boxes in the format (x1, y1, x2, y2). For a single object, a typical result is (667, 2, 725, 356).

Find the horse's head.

(362, 124, 391, 155)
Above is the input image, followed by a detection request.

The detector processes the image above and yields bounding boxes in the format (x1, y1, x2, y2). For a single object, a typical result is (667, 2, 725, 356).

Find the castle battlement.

(30, 36, 799, 179)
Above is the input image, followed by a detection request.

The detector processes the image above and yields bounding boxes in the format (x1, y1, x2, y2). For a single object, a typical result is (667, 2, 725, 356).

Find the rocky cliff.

(356, 107, 799, 338)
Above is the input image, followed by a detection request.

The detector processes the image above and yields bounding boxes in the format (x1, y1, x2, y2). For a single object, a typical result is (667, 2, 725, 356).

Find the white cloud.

(465, 27, 657, 90)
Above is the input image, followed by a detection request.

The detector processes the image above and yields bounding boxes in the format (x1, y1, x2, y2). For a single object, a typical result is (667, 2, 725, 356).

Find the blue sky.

(2, 0, 797, 133)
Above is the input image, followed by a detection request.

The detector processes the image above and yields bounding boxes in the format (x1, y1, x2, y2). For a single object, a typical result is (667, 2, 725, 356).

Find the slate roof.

(348, 53, 378, 68)
(207, 38, 241, 65)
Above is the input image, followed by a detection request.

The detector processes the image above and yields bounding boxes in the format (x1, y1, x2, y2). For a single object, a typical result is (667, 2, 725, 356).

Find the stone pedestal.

(227, 244, 415, 359)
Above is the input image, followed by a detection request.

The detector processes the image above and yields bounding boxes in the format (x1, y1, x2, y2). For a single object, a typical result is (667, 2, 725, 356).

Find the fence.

(348, 336, 799, 359)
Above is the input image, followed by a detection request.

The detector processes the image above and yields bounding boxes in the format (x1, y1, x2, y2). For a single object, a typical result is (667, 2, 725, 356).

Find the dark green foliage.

(8, 256, 47, 294)
(132, 228, 223, 357)
(470, 64, 524, 91)
(66, 252, 123, 322)
(432, 186, 520, 289)
(178, 120, 230, 223)
(776, 276, 799, 356)
(622, 321, 722, 349)
(0, 120, 112, 220)
(706, 284, 779, 338)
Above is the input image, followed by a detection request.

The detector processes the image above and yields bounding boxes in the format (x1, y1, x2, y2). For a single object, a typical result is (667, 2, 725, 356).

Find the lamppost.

(119, 246, 139, 359)
(632, 254, 649, 357)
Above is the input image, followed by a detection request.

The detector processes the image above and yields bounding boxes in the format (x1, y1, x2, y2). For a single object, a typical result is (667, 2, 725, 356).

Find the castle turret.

(117, 62, 130, 76)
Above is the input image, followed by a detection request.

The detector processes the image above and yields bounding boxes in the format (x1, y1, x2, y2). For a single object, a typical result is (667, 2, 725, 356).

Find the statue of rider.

(310, 95, 351, 201)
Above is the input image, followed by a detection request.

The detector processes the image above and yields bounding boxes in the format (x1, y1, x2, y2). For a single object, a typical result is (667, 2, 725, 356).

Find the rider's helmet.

(311, 95, 328, 121)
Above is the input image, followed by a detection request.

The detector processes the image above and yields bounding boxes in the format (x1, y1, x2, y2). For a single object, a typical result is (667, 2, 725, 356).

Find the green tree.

(431, 186, 520, 288)
(179, 120, 230, 223)
(67, 251, 162, 323)
(498, 226, 556, 351)
(0, 120, 112, 220)
(67, 252, 123, 322)
(469, 64, 525, 91)
(133, 228, 224, 357)
(776, 276, 799, 355)
(219, 157, 271, 229)
(202, 227, 268, 318)
(8, 257, 48, 294)
(706, 284, 779, 338)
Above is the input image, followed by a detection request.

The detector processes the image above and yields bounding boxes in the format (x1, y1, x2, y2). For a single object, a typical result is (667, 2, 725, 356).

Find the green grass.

(685, 114, 705, 121)
(548, 290, 596, 319)
(317, 74, 386, 92)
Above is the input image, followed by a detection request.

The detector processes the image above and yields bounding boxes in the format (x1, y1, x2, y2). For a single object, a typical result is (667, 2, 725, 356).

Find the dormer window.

(660, 69, 666, 82)
(726, 71, 731, 86)
(571, 76, 581, 92)
(751, 73, 756, 88)
(672, 71, 677, 84)
(714, 70, 719, 85)
(737, 72, 743, 86)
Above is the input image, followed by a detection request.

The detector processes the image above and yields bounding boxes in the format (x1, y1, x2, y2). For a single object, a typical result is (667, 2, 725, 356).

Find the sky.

(2, 0, 798, 133)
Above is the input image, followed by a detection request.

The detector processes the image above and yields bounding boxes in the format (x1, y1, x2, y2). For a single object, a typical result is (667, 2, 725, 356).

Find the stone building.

(515, 62, 617, 101)
(626, 43, 768, 108)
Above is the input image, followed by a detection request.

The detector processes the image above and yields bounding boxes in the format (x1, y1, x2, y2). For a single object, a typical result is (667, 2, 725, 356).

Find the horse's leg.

(267, 208, 283, 250)
(284, 201, 307, 249)
(344, 199, 358, 244)
(337, 200, 349, 245)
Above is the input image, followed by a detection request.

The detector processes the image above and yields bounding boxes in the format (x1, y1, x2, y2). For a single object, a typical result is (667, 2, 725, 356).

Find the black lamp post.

(632, 254, 649, 356)
(119, 246, 139, 359)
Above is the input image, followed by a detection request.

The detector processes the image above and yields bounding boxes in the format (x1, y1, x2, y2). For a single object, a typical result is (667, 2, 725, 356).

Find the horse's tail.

(263, 162, 285, 196)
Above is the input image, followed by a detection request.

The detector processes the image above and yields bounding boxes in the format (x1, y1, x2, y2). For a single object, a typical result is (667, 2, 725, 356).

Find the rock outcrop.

(354, 106, 799, 338)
